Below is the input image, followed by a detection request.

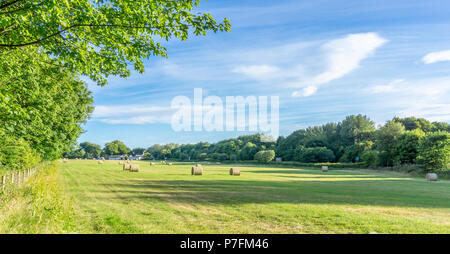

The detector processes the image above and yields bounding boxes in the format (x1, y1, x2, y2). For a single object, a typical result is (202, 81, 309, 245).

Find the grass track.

(59, 160, 450, 233)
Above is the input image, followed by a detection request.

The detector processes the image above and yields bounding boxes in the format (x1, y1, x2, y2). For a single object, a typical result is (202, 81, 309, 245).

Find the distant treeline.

(65, 115, 449, 172)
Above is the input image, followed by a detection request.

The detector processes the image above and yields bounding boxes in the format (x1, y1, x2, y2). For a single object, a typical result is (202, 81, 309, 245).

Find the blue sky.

(79, 0, 450, 148)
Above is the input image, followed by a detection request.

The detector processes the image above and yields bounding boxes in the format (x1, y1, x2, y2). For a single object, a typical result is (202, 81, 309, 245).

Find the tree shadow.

(248, 169, 381, 177)
(97, 178, 450, 209)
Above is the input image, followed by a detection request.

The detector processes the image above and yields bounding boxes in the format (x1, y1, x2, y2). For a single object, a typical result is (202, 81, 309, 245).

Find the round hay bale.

(129, 164, 140, 172)
(196, 164, 202, 167)
(168, 163, 172, 166)
(98, 160, 104, 164)
(426, 173, 438, 181)
(123, 163, 131, 171)
(229, 168, 240, 176)
(150, 162, 155, 165)
(118, 161, 123, 165)
(321, 166, 328, 172)
(191, 166, 203, 175)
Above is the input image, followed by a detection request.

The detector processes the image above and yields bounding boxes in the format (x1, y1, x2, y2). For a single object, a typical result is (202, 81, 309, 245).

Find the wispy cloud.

(232, 65, 280, 80)
(365, 77, 450, 122)
(422, 50, 450, 64)
(229, 32, 388, 97)
(93, 105, 173, 124)
(367, 79, 405, 94)
(293, 32, 388, 97)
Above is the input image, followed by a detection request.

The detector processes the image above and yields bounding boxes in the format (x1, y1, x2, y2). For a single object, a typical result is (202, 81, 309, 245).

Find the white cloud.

(367, 79, 405, 94)
(292, 86, 317, 97)
(422, 50, 450, 64)
(232, 65, 280, 80)
(292, 32, 387, 97)
(313, 33, 387, 85)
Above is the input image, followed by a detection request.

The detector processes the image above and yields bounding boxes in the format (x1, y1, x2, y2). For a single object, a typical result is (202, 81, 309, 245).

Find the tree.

(394, 129, 424, 164)
(103, 140, 130, 156)
(339, 114, 375, 146)
(254, 150, 275, 163)
(361, 150, 378, 167)
(375, 121, 405, 166)
(0, 130, 39, 171)
(0, 48, 94, 160)
(80, 142, 102, 158)
(431, 122, 450, 132)
(0, 0, 231, 86)
(339, 141, 373, 163)
(238, 142, 259, 160)
(393, 117, 433, 132)
(296, 147, 335, 163)
(132, 148, 145, 155)
(417, 131, 449, 171)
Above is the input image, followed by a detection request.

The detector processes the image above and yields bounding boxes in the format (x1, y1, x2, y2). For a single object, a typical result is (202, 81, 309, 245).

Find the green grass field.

(53, 160, 450, 234)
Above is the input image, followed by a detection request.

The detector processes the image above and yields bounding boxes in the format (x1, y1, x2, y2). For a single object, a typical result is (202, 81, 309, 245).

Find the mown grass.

(0, 162, 78, 233)
(58, 160, 450, 234)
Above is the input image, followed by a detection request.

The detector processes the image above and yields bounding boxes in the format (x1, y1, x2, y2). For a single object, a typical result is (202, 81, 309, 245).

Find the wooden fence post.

(1, 175, 5, 191)
(11, 172, 15, 184)
(18, 171, 22, 186)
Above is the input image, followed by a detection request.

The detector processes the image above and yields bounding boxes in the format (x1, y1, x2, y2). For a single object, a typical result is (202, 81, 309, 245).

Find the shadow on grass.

(97, 178, 450, 209)
(248, 169, 383, 177)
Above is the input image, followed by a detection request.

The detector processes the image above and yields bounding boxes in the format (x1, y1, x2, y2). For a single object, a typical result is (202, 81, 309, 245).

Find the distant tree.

(238, 142, 259, 160)
(103, 140, 130, 156)
(339, 114, 375, 145)
(431, 122, 450, 132)
(132, 148, 145, 155)
(361, 150, 378, 167)
(297, 147, 335, 163)
(80, 142, 102, 158)
(340, 141, 373, 163)
(254, 150, 276, 163)
(417, 131, 449, 171)
(393, 117, 433, 132)
(394, 129, 424, 164)
(375, 121, 405, 166)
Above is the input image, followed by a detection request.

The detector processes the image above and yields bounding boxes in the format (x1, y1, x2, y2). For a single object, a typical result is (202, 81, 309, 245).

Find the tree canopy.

(0, 48, 94, 161)
(0, 0, 231, 85)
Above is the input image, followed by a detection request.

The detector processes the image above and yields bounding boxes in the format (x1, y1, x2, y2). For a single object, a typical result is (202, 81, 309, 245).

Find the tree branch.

(0, 23, 171, 48)
(0, 0, 25, 10)
(0, 1, 45, 15)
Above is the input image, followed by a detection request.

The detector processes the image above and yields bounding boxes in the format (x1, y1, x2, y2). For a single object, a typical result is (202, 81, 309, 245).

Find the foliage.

(0, 0, 231, 86)
(339, 114, 375, 146)
(360, 150, 378, 167)
(375, 121, 405, 166)
(339, 141, 373, 163)
(0, 131, 40, 171)
(0, 48, 93, 161)
(394, 129, 424, 164)
(131, 148, 145, 155)
(102, 140, 131, 156)
(254, 150, 276, 163)
(80, 142, 102, 158)
(417, 131, 449, 171)
(392, 116, 434, 132)
(296, 147, 335, 163)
